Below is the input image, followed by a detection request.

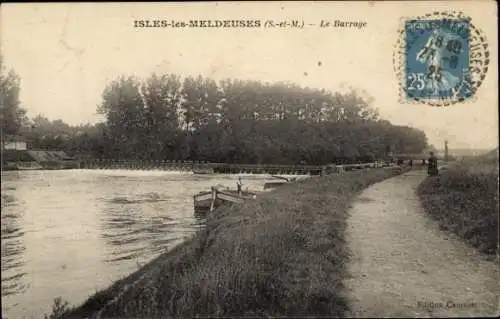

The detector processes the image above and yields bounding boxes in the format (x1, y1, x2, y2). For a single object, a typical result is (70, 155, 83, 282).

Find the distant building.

(3, 136, 28, 151)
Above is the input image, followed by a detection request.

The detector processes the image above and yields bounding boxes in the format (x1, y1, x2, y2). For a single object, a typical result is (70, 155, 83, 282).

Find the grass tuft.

(44, 297, 72, 319)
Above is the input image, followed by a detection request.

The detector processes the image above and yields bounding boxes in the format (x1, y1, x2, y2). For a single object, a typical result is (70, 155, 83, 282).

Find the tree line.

(1, 60, 428, 165)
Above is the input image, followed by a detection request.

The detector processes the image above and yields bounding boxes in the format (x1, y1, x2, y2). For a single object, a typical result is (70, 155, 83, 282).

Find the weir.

(77, 159, 387, 175)
(78, 159, 329, 175)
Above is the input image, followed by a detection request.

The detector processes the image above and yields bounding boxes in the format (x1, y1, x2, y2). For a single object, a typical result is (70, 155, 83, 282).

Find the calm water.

(1, 169, 277, 319)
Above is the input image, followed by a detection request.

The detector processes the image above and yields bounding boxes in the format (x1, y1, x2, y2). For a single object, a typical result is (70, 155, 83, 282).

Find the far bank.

(54, 166, 408, 318)
(417, 151, 499, 257)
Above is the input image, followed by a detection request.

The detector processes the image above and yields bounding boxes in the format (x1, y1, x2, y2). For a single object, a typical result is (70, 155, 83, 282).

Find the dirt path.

(344, 170, 499, 318)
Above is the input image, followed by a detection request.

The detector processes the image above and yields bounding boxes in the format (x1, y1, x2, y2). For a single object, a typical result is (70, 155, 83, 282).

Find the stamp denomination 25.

(394, 11, 490, 106)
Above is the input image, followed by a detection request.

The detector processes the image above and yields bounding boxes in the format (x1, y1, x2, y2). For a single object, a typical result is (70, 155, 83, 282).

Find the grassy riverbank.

(56, 167, 406, 318)
(417, 151, 499, 256)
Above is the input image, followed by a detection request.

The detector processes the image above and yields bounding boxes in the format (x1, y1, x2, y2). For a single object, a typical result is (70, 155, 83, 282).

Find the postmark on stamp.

(393, 11, 490, 106)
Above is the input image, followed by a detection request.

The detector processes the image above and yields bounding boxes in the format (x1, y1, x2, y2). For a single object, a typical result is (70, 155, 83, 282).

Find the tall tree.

(0, 56, 27, 140)
(141, 73, 182, 158)
(98, 76, 144, 158)
(181, 75, 220, 131)
(84, 72, 429, 164)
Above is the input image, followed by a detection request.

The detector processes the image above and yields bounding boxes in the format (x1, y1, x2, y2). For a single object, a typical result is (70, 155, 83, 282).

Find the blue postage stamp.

(394, 11, 490, 106)
(405, 18, 470, 101)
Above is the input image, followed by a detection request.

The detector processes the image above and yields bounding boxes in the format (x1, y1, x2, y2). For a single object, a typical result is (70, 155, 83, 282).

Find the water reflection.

(0, 170, 272, 318)
(99, 187, 205, 266)
(1, 189, 28, 302)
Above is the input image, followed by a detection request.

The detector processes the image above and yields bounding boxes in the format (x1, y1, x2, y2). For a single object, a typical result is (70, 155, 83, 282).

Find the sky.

(1, 1, 498, 150)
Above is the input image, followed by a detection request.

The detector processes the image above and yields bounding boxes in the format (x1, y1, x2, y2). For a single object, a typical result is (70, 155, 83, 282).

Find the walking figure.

(427, 152, 438, 176)
(237, 177, 243, 195)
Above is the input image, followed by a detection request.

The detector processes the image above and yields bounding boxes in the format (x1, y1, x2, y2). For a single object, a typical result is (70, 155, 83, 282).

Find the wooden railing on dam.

(78, 159, 382, 175)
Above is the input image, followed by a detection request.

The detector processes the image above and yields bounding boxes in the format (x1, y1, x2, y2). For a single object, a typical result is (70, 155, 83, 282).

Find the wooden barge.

(193, 186, 257, 213)
(192, 168, 215, 174)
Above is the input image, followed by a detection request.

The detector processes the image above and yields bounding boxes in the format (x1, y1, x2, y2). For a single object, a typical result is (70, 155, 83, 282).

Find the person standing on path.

(427, 152, 438, 176)
(237, 177, 243, 195)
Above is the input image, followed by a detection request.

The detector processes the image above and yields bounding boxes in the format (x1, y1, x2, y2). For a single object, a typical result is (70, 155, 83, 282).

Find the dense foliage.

(4, 68, 428, 164)
(1, 56, 28, 138)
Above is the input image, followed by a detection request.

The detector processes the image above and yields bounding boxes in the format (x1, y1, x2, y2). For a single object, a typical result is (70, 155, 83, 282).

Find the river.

(1, 169, 279, 319)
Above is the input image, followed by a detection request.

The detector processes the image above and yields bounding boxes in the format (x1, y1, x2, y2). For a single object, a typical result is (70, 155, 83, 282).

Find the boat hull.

(192, 168, 214, 174)
(193, 188, 257, 213)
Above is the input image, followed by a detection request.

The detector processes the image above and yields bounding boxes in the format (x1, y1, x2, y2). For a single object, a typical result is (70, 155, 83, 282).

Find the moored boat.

(193, 186, 257, 213)
(16, 162, 43, 170)
(193, 190, 217, 212)
(192, 168, 214, 174)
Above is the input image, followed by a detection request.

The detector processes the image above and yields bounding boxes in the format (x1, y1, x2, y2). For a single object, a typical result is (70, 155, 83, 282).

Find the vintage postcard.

(1, 1, 498, 318)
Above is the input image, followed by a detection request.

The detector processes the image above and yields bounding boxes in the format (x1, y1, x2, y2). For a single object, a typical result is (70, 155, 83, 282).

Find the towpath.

(344, 170, 499, 318)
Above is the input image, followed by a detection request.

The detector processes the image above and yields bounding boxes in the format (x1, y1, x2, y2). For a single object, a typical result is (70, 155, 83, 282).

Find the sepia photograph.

(1, 1, 498, 318)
